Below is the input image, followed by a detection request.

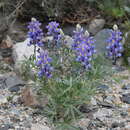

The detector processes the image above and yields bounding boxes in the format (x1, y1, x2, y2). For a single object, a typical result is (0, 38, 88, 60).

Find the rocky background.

(0, 0, 130, 130)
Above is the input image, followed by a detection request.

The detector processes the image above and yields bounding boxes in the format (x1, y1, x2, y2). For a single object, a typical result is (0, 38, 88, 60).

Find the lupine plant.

(106, 24, 123, 64)
(24, 18, 114, 129)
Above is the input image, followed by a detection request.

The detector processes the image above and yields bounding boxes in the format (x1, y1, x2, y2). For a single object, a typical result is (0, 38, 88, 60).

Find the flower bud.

(84, 30, 90, 37)
(113, 24, 118, 31)
(31, 17, 36, 21)
(76, 24, 82, 31)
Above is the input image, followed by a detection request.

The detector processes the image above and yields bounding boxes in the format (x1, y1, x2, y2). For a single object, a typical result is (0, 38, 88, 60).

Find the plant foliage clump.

(22, 18, 121, 129)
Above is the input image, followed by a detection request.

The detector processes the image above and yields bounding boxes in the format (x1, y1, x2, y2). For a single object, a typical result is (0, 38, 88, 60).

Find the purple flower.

(27, 18, 44, 47)
(72, 24, 84, 49)
(36, 49, 53, 78)
(106, 25, 123, 64)
(46, 21, 62, 42)
(73, 25, 96, 69)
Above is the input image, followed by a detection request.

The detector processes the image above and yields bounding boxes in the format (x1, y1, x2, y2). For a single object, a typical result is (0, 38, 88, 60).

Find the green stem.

(112, 56, 116, 65)
(34, 45, 36, 59)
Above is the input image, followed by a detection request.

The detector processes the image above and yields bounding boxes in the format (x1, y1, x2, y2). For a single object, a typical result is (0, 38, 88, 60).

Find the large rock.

(123, 31, 130, 65)
(0, 73, 24, 91)
(6, 75, 25, 92)
(44, 35, 74, 48)
(94, 29, 111, 55)
(88, 19, 105, 35)
(12, 39, 36, 72)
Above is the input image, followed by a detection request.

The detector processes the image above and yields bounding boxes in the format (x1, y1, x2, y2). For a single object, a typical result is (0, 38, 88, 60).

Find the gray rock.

(88, 19, 105, 35)
(122, 84, 130, 90)
(10, 109, 20, 116)
(79, 104, 98, 113)
(0, 48, 12, 58)
(122, 93, 130, 104)
(123, 31, 130, 65)
(111, 122, 125, 128)
(64, 35, 74, 48)
(12, 95, 20, 103)
(128, 57, 130, 65)
(125, 125, 130, 129)
(63, 25, 76, 36)
(0, 124, 14, 129)
(23, 121, 31, 128)
(75, 118, 90, 129)
(8, 85, 20, 92)
(112, 65, 126, 72)
(120, 111, 128, 117)
(104, 96, 114, 104)
(0, 96, 8, 105)
(91, 97, 97, 105)
(44, 35, 74, 49)
(93, 108, 113, 122)
(0, 125, 10, 130)
(97, 84, 109, 91)
(0, 77, 6, 89)
(5, 76, 24, 91)
(31, 124, 51, 130)
(0, 55, 2, 60)
(98, 102, 115, 108)
(94, 29, 111, 55)
(63, 24, 87, 36)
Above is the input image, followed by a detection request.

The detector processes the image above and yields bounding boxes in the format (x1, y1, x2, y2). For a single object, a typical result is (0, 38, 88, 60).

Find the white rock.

(43, 36, 53, 42)
(44, 35, 74, 48)
(88, 19, 105, 35)
(90, 97, 97, 105)
(0, 96, 8, 105)
(64, 35, 74, 48)
(12, 39, 39, 73)
(12, 95, 20, 103)
(13, 39, 34, 64)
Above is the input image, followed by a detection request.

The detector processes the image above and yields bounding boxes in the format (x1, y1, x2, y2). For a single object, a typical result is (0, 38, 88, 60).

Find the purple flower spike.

(36, 50, 53, 78)
(106, 24, 123, 64)
(46, 21, 62, 42)
(72, 24, 84, 49)
(73, 25, 96, 69)
(27, 18, 44, 47)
